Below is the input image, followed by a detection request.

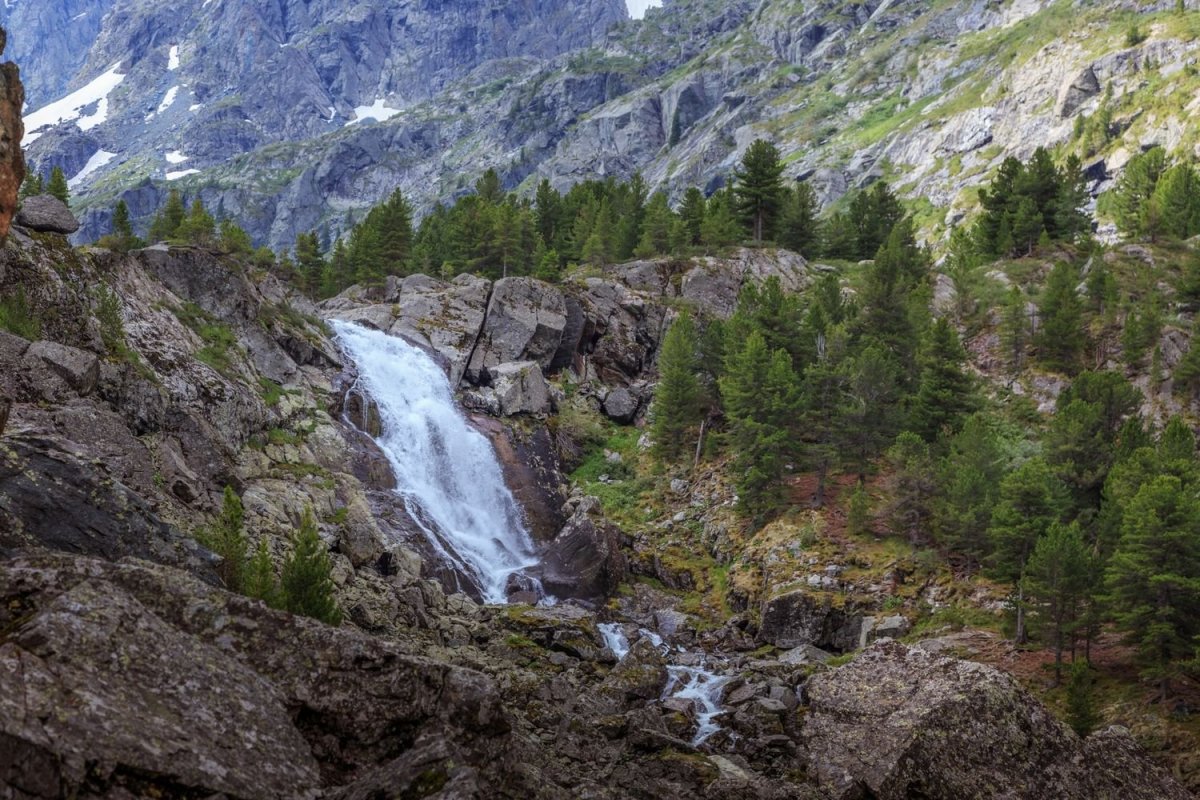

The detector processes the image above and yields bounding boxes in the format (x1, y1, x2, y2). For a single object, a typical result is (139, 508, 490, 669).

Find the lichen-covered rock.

(759, 587, 864, 652)
(0, 552, 516, 800)
(15, 194, 79, 234)
(467, 277, 568, 383)
(22, 339, 99, 397)
(802, 640, 1193, 800)
(602, 386, 639, 423)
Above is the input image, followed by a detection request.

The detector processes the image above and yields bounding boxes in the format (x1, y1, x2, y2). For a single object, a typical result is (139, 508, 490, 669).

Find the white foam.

(330, 320, 540, 602)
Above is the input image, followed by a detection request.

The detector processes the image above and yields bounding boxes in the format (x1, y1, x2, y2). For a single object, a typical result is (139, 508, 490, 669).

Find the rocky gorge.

(0, 197, 1195, 797)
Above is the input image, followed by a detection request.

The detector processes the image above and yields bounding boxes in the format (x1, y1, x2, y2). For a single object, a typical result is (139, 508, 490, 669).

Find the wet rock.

(15, 194, 80, 234)
(540, 500, 627, 600)
(803, 640, 1193, 800)
(601, 638, 669, 705)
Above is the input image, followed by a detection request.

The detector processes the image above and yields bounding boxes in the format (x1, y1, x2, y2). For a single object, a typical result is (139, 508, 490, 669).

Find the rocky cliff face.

(0, 26, 24, 240)
(18, 0, 1200, 250)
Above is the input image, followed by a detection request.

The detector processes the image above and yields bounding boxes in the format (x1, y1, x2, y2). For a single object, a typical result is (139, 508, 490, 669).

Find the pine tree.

(176, 199, 216, 245)
(1174, 321, 1200, 399)
(838, 344, 902, 482)
(47, 166, 70, 206)
(635, 193, 675, 258)
(112, 200, 133, 241)
(990, 457, 1069, 643)
(245, 538, 283, 608)
(19, 171, 43, 200)
(1147, 162, 1200, 241)
(149, 189, 186, 242)
(1036, 261, 1085, 374)
(884, 432, 937, 546)
(281, 508, 343, 625)
(1066, 659, 1099, 736)
(474, 168, 504, 204)
(1024, 521, 1091, 683)
(219, 219, 253, 255)
(910, 318, 977, 441)
(1111, 146, 1167, 238)
(295, 231, 325, 297)
(932, 413, 1007, 573)
(778, 182, 819, 255)
(733, 139, 785, 243)
(679, 187, 706, 248)
(700, 188, 741, 251)
(851, 182, 905, 260)
(1010, 196, 1044, 256)
(199, 486, 249, 592)
(820, 211, 858, 259)
(846, 482, 872, 537)
(1000, 285, 1029, 373)
(1106, 475, 1200, 698)
(651, 311, 702, 464)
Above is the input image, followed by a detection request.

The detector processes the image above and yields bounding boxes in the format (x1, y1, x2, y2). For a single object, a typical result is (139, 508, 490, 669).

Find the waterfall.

(330, 320, 539, 603)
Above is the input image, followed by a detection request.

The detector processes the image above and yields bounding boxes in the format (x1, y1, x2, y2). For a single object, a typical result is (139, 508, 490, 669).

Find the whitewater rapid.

(330, 320, 539, 603)
(599, 623, 730, 745)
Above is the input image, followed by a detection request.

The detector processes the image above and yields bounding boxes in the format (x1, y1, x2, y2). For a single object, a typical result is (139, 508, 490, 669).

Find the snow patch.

(167, 45, 180, 71)
(165, 168, 200, 181)
(345, 98, 401, 126)
(157, 86, 179, 114)
(165, 150, 189, 164)
(188, 103, 204, 112)
(625, 0, 661, 20)
(23, 62, 125, 145)
(68, 149, 116, 189)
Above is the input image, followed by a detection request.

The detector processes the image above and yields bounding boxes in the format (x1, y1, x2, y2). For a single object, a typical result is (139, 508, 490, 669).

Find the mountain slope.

(17, 0, 1200, 254)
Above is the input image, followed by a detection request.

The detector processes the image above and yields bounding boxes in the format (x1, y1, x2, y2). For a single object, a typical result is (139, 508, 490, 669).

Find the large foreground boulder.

(15, 194, 79, 234)
(0, 552, 515, 799)
(540, 497, 627, 600)
(802, 640, 1192, 800)
(466, 277, 568, 383)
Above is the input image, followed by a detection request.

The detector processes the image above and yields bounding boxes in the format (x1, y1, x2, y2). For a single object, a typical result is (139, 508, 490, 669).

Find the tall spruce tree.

(733, 139, 785, 244)
(1036, 261, 1085, 374)
(1106, 475, 1200, 698)
(910, 318, 977, 441)
(199, 487, 249, 592)
(651, 311, 702, 464)
(778, 182, 820, 255)
(1024, 521, 1091, 683)
(989, 457, 1069, 643)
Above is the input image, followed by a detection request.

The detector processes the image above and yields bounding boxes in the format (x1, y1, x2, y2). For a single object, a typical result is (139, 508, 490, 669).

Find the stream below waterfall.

(599, 623, 730, 745)
(330, 320, 540, 603)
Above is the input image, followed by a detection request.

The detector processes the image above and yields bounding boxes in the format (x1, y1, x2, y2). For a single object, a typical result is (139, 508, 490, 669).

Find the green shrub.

(0, 288, 41, 339)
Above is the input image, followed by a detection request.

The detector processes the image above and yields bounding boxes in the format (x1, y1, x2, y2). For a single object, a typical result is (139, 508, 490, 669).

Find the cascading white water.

(598, 623, 730, 746)
(330, 320, 539, 603)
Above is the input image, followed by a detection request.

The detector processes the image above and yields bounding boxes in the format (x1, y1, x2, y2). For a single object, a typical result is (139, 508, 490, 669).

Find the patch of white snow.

(68, 149, 116, 189)
(23, 62, 125, 145)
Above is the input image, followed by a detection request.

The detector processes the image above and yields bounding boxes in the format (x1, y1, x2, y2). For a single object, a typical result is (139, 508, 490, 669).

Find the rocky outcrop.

(0, 25, 22, 241)
(803, 640, 1193, 800)
(540, 495, 627, 600)
(758, 588, 866, 653)
(0, 552, 515, 799)
(15, 194, 79, 234)
(467, 277, 570, 383)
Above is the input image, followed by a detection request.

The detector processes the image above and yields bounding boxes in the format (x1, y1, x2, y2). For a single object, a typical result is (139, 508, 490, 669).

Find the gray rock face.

(0, 552, 514, 800)
(758, 588, 864, 652)
(490, 360, 552, 416)
(540, 498, 627, 600)
(803, 640, 1193, 800)
(467, 277, 568, 383)
(22, 339, 99, 396)
(15, 194, 80, 234)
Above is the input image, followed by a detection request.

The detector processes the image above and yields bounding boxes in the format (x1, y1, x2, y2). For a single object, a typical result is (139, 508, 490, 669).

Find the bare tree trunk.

(692, 418, 707, 470)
